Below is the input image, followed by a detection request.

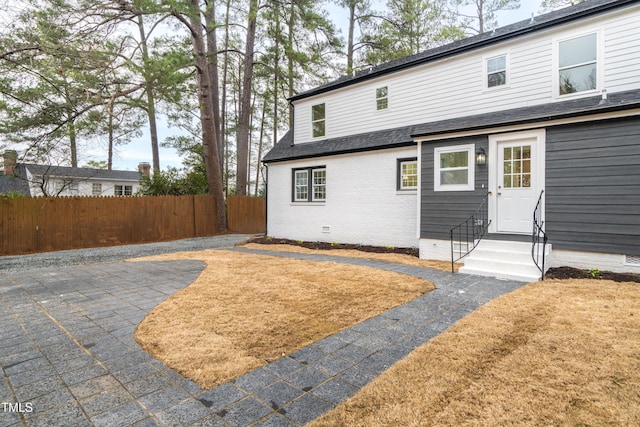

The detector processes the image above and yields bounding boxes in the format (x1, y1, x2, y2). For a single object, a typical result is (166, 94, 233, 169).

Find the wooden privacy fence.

(0, 195, 266, 256)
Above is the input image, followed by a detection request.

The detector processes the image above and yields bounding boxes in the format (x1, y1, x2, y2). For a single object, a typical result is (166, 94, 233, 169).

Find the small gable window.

(558, 33, 597, 95)
(376, 86, 388, 110)
(312, 103, 325, 138)
(486, 55, 507, 88)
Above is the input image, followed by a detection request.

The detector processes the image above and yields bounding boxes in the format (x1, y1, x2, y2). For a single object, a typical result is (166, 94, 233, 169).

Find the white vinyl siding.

(292, 6, 640, 144)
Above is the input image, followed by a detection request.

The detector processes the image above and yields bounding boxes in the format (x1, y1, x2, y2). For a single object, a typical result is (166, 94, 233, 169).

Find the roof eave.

(289, 0, 637, 102)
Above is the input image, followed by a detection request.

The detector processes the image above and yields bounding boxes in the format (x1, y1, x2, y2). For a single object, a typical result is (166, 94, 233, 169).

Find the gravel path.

(0, 234, 253, 272)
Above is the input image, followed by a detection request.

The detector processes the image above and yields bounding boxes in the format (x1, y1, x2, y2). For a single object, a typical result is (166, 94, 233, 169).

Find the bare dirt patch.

(131, 250, 434, 390)
(242, 238, 459, 272)
(311, 278, 640, 427)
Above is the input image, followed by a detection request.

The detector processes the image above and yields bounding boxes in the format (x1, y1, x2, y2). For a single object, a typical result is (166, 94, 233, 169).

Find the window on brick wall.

(397, 158, 418, 190)
(292, 167, 326, 202)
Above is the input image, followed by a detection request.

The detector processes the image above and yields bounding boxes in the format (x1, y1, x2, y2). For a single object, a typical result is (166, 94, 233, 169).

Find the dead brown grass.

(132, 250, 434, 390)
(242, 242, 460, 272)
(311, 279, 640, 427)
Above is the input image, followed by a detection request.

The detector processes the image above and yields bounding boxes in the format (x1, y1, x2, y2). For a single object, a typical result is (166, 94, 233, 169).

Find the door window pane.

(503, 145, 532, 189)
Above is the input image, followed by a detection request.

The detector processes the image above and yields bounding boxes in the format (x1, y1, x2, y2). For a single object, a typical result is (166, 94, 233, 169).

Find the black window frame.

(397, 157, 418, 191)
(292, 166, 326, 202)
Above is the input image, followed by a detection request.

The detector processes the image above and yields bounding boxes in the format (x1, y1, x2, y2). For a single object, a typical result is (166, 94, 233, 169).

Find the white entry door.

(494, 133, 542, 234)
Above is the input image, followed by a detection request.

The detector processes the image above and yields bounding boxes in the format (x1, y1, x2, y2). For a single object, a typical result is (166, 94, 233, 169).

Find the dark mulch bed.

(546, 266, 640, 283)
(247, 236, 420, 257)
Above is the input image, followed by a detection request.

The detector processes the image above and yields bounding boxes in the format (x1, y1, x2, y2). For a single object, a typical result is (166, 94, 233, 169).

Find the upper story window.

(293, 167, 326, 202)
(376, 86, 388, 110)
(398, 158, 418, 190)
(486, 54, 507, 88)
(312, 103, 325, 138)
(558, 33, 597, 96)
(434, 144, 475, 192)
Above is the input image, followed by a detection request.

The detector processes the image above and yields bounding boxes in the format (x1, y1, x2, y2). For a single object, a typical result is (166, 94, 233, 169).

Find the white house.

(0, 150, 145, 197)
(263, 0, 640, 281)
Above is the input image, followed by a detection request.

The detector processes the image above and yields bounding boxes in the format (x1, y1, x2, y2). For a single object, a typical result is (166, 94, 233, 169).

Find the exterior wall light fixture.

(476, 147, 487, 166)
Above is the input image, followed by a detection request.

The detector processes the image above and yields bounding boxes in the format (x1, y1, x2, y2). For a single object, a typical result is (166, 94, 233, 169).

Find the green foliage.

(83, 160, 108, 169)
(0, 191, 25, 199)
(360, 0, 463, 65)
(138, 167, 208, 196)
(589, 268, 601, 278)
(452, 0, 521, 35)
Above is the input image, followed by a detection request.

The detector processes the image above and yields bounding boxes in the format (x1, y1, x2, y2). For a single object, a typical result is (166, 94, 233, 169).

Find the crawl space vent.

(625, 255, 640, 266)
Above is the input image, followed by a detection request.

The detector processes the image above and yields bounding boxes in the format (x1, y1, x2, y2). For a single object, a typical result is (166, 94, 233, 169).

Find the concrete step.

(459, 239, 551, 282)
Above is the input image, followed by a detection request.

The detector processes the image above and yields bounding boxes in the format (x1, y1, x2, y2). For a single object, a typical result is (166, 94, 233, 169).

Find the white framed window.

(92, 183, 102, 196)
(294, 170, 308, 201)
(557, 32, 598, 96)
(486, 54, 507, 89)
(114, 185, 133, 196)
(398, 158, 418, 190)
(312, 169, 326, 201)
(434, 144, 475, 192)
(311, 103, 325, 138)
(292, 167, 326, 202)
(376, 86, 388, 110)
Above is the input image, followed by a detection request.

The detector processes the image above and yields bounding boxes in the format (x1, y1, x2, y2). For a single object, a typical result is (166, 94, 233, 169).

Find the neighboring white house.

(0, 150, 146, 197)
(263, 0, 640, 280)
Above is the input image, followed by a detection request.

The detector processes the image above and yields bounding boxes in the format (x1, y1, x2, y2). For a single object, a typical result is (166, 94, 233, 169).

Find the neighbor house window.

(114, 185, 133, 196)
(398, 158, 418, 190)
(434, 145, 475, 192)
(293, 167, 326, 202)
(486, 54, 507, 88)
(376, 86, 388, 110)
(92, 183, 102, 196)
(558, 33, 597, 95)
(312, 103, 325, 138)
(68, 183, 79, 195)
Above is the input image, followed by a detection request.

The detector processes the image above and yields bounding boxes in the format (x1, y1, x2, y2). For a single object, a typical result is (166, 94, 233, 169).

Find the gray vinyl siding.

(546, 116, 640, 255)
(420, 136, 489, 240)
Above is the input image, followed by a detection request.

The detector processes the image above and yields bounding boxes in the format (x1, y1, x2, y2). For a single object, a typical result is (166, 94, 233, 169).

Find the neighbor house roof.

(290, 0, 637, 102)
(24, 164, 141, 181)
(263, 88, 640, 163)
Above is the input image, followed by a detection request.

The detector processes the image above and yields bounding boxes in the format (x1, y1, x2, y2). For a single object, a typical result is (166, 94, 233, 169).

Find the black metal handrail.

(532, 189, 548, 280)
(450, 193, 491, 273)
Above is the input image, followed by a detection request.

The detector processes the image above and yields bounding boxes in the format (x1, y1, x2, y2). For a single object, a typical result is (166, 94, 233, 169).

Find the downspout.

(264, 163, 268, 237)
(289, 100, 295, 146)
